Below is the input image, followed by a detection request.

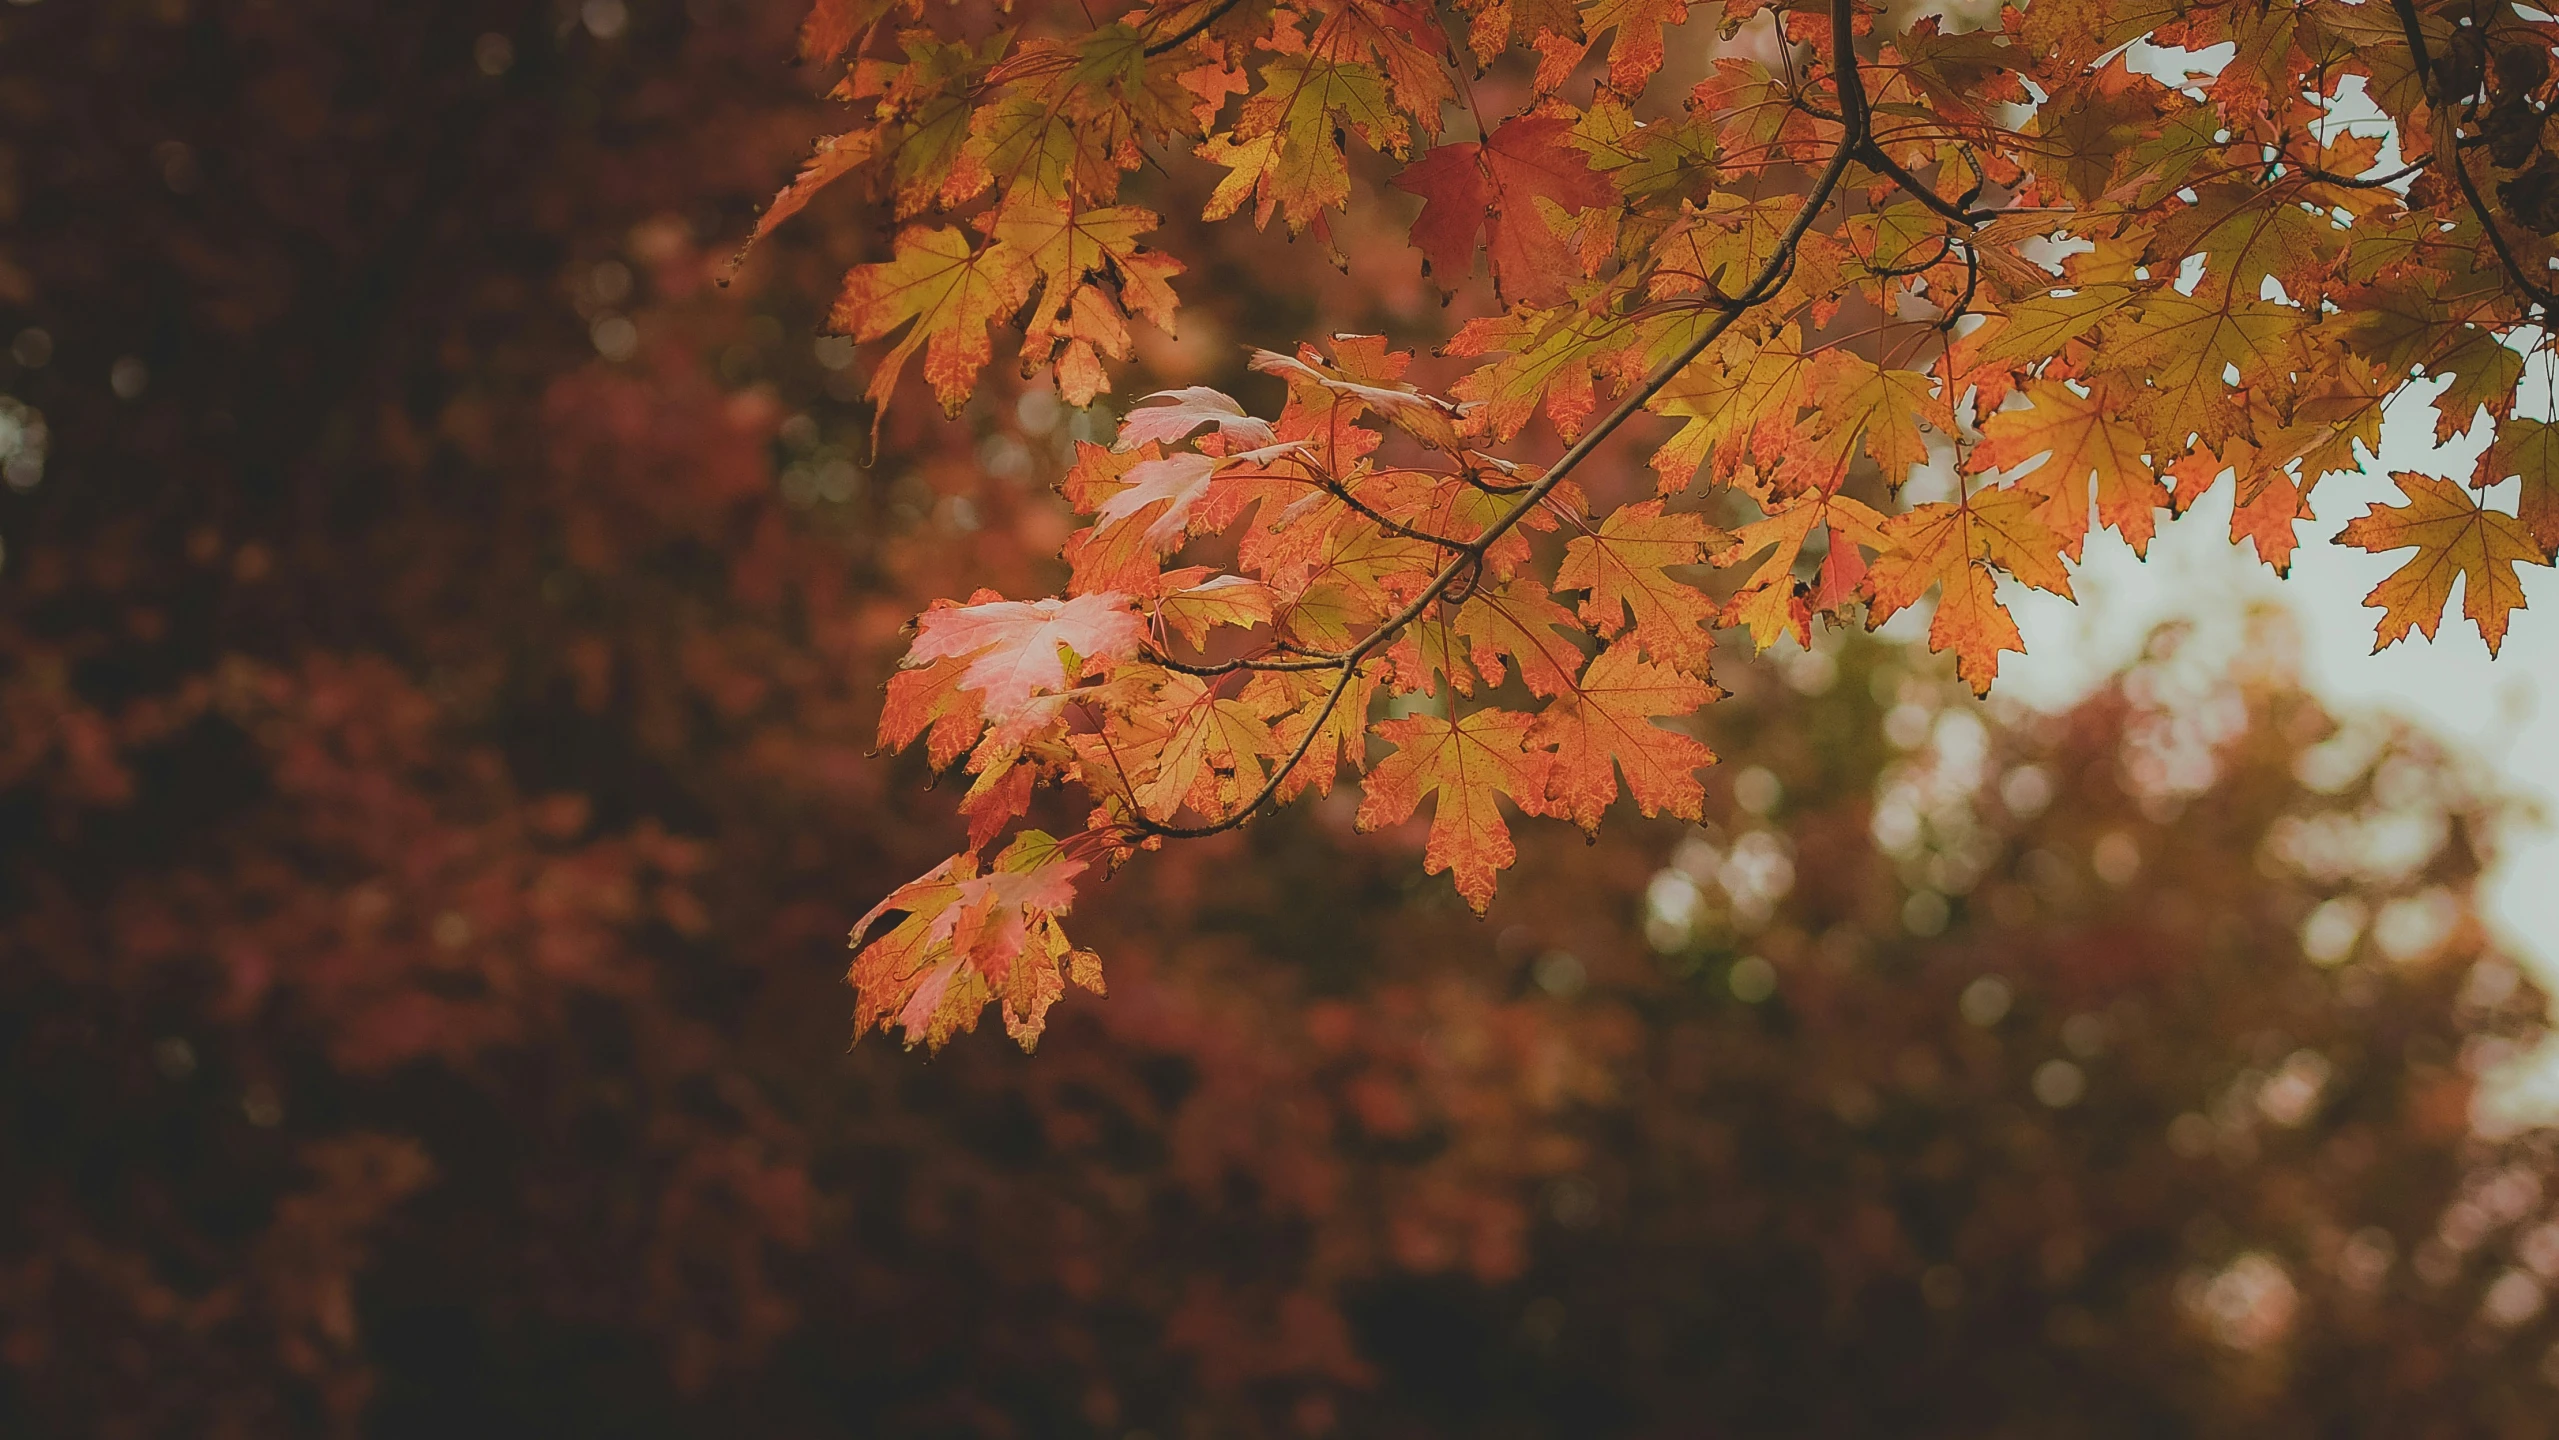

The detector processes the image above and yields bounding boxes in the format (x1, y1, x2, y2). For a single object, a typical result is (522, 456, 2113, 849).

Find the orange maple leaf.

(1244, 664, 1381, 802)
(1453, 577, 1589, 699)
(1773, 351, 1952, 496)
(1554, 501, 1724, 672)
(877, 655, 987, 769)
(830, 225, 1034, 421)
(1532, 640, 1717, 832)
(1709, 490, 1889, 650)
(1356, 708, 1553, 912)
(1865, 485, 2074, 694)
(849, 830, 1104, 1051)
(1579, 0, 1691, 92)
(1972, 380, 2166, 560)
(745, 130, 881, 256)
(797, 0, 893, 64)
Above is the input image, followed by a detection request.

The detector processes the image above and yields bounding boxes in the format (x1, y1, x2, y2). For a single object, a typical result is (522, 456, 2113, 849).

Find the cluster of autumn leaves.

(764, 0, 2559, 1048)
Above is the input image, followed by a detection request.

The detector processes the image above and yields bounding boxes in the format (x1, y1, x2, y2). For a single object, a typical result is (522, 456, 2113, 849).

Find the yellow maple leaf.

(1774, 351, 1954, 496)
(1199, 53, 1404, 233)
(991, 201, 1185, 406)
(2335, 472, 2551, 656)
(2105, 286, 2300, 450)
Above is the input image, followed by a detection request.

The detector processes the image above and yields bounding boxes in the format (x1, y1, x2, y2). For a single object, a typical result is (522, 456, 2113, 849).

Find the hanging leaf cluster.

(752, 0, 2559, 1049)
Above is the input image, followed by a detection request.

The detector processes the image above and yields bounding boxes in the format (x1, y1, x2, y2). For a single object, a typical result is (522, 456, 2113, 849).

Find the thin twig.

(1309, 472, 1483, 550)
(1859, 138, 1994, 227)
(1148, 652, 1348, 676)
(2297, 154, 2434, 189)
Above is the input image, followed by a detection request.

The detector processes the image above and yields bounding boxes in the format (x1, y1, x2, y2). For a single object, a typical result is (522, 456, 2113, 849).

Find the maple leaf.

(1651, 193, 1845, 316)
(2335, 472, 2551, 656)
(1532, 640, 1717, 832)
(2476, 416, 2559, 556)
(745, 130, 881, 255)
(2228, 466, 2312, 575)
(1774, 352, 1953, 497)
(867, 34, 1005, 218)
(2422, 329, 2524, 444)
(1709, 491, 1890, 650)
(1155, 572, 1276, 648)
(1453, 576, 1589, 699)
(1093, 453, 1221, 552)
(798, 0, 893, 64)
(1247, 346, 1471, 450)
(1445, 303, 1627, 442)
(1199, 51, 1405, 234)
(1972, 380, 2167, 560)
(1392, 116, 1618, 305)
(905, 592, 1148, 713)
(878, 655, 987, 769)
(1578, 0, 1690, 92)
(1649, 327, 1809, 491)
(2104, 287, 2300, 450)
(1116, 387, 1279, 452)
(848, 830, 1104, 1051)
(1865, 486, 2075, 695)
(1357, 708, 1553, 913)
(1130, 672, 1276, 821)
(2147, 178, 2342, 301)
(951, 27, 1183, 212)
(1554, 501, 1724, 672)
(830, 226, 1034, 421)
(1246, 664, 1381, 802)
(1450, 0, 1583, 64)
(1973, 282, 2143, 366)
(959, 761, 1038, 853)
(1061, 444, 1177, 596)
(1304, 0, 1456, 129)
(991, 201, 1185, 406)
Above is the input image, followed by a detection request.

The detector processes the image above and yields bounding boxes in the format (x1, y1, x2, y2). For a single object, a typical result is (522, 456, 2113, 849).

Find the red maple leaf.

(1392, 116, 1617, 305)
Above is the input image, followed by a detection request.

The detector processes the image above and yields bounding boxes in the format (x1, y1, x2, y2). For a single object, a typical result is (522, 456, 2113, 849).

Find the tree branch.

(2387, 0, 2559, 318)
(1123, 0, 1875, 843)
(1143, 0, 1245, 55)
(1147, 652, 1349, 677)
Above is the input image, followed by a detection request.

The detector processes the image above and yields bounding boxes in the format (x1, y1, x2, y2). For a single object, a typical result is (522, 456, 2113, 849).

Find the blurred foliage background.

(3, 2, 2558, 1436)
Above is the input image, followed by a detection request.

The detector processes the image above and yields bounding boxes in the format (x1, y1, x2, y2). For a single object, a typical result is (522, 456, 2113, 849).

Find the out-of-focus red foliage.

(3, 3, 2559, 1437)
